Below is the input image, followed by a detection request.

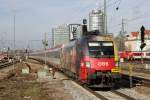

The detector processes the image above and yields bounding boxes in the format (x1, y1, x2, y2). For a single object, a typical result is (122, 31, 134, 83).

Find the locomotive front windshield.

(88, 41, 114, 58)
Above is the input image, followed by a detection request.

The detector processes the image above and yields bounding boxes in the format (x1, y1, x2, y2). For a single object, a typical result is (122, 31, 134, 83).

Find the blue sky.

(0, 0, 150, 49)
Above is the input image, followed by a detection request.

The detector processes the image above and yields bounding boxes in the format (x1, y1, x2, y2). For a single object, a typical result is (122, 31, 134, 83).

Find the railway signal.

(141, 26, 145, 43)
(42, 33, 48, 66)
(140, 43, 146, 50)
(140, 26, 146, 50)
(140, 26, 146, 64)
(82, 19, 88, 36)
(42, 40, 48, 47)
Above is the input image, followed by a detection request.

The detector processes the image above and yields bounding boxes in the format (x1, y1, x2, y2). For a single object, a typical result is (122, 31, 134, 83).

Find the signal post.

(140, 26, 146, 64)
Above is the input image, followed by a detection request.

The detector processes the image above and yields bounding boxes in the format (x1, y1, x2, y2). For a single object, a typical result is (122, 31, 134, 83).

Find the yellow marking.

(113, 41, 119, 61)
(111, 67, 120, 73)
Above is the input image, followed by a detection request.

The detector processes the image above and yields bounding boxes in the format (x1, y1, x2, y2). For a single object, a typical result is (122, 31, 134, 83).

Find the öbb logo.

(97, 62, 109, 66)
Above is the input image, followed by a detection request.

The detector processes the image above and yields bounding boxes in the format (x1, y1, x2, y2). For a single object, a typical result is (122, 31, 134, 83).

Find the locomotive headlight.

(85, 62, 91, 68)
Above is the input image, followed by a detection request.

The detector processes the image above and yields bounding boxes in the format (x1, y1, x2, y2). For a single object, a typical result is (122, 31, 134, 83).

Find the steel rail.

(111, 90, 136, 100)
(0, 60, 8, 64)
(0, 62, 12, 68)
(0, 60, 19, 69)
(122, 74, 150, 88)
(76, 81, 108, 100)
(122, 60, 150, 64)
(121, 67, 150, 74)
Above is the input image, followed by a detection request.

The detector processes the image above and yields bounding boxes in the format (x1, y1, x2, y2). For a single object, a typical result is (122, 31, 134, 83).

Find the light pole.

(13, 11, 16, 69)
(104, 0, 107, 34)
(14, 13, 16, 52)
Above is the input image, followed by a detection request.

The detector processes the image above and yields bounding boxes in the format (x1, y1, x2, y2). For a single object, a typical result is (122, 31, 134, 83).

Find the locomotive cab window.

(88, 41, 114, 58)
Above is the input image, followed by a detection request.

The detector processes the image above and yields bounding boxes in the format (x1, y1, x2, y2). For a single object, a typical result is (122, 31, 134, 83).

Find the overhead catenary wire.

(100, 0, 122, 10)
(110, 11, 150, 29)
(65, 0, 95, 24)
(69, 0, 124, 33)
(65, 0, 123, 24)
(127, 11, 150, 22)
(109, 0, 150, 29)
(52, 0, 123, 27)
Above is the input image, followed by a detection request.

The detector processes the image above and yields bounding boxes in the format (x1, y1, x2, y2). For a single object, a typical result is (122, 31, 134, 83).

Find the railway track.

(73, 72, 149, 99)
(0, 60, 19, 69)
(60, 70, 137, 100)
(0, 62, 12, 68)
(123, 60, 150, 64)
(95, 90, 136, 100)
(122, 74, 150, 88)
(80, 85, 108, 100)
(0, 60, 8, 64)
(75, 82, 136, 100)
(85, 84, 136, 100)
(122, 67, 150, 74)
(110, 90, 136, 100)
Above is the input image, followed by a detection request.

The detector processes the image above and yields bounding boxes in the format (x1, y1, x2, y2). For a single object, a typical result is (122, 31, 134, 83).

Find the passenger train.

(31, 22, 121, 88)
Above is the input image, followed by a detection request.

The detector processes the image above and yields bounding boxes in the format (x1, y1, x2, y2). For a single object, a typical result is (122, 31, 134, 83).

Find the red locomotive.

(60, 34, 121, 87)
